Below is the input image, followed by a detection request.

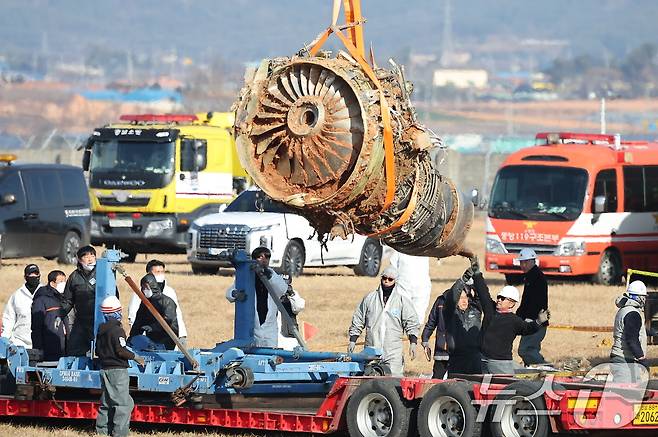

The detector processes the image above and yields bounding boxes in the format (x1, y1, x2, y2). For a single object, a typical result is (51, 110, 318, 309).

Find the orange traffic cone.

(302, 321, 319, 341)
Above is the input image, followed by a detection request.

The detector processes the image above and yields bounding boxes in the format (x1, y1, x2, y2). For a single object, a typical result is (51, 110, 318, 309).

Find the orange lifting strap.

(309, 0, 397, 212)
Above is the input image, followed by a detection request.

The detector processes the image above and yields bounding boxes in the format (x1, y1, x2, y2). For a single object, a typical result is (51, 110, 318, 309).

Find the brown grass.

(0, 214, 649, 435)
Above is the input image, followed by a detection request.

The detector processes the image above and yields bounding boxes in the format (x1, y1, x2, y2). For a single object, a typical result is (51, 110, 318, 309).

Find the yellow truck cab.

(82, 112, 248, 261)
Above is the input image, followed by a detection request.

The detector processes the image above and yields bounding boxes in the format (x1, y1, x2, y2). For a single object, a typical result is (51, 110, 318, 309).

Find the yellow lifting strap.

(309, 0, 397, 212)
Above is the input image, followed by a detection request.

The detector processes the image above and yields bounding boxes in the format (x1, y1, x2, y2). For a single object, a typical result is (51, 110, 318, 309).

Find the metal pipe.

(115, 265, 199, 371)
(254, 267, 307, 349)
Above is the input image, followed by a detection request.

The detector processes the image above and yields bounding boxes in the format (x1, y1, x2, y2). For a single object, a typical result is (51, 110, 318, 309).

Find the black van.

(0, 157, 91, 264)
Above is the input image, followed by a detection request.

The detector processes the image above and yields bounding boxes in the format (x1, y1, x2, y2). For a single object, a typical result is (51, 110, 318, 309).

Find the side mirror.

(594, 195, 606, 214)
(470, 188, 480, 207)
(1, 193, 16, 206)
(82, 149, 91, 171)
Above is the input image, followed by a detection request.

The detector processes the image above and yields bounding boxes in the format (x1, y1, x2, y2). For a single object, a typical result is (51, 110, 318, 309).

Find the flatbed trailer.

(2, 374, 658, 436)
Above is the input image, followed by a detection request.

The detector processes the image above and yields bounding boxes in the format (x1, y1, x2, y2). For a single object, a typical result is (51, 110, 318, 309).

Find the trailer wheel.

(347, 379, 412, 437)
(418, 381, 480, 437)
(489, 381, 549, 437)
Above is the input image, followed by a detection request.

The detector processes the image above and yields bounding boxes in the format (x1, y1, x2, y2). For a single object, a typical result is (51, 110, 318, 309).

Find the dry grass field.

(0, 214, 652, 436)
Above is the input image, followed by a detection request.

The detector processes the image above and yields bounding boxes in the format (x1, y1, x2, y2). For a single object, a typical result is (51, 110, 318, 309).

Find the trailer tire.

(347, 379, 412, 437)
(418, 381, 481, 437)
(489, 380, 549, 437)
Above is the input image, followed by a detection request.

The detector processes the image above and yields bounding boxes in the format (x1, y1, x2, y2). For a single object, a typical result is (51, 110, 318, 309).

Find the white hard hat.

(499, 285, 520, 302)
(100, 295, 122, 313)
(627, 280, 647, 296)
(516, 248, 537, 262)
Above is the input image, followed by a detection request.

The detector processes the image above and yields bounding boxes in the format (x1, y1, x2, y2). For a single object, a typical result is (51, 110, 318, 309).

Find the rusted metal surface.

(234, 54, 473, 258)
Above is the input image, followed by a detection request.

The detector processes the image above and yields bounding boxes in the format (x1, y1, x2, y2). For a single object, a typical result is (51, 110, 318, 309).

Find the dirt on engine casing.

(233, 52, 473, 259)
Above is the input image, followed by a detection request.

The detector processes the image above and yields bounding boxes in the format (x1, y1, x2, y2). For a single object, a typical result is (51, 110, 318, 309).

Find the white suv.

(186, 188, 382, 276)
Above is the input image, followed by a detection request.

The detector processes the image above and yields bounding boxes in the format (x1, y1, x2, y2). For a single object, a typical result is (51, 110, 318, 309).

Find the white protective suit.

(128, 283, 188, 338)
(226, 269, 302, 348)
(388, 250, 432, 322)
(1, 283, 42, 348)
(348, 285, 420, 376)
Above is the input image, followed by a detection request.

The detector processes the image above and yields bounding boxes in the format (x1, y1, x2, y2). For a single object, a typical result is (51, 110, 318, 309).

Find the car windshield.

(225, 190, 294, 214)
(90, 140, 175, 175)
(489, 165, 588, 221)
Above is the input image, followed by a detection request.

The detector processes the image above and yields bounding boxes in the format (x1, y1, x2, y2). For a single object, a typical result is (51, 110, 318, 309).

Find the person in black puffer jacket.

(31, 270, 69, 361)
(62, 246, 107, 356)
(129, 273, 179, 350)
(421, 291, 450, 378)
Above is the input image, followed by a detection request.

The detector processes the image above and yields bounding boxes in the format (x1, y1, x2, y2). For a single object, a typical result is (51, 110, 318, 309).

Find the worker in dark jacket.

(421, 292, 450, 378)
(95, 295, 144, 437)
(62, 246, 104, 356)
(471, 257, 549, 374)
(515, 248, 549, 366)
(443, 271, 482, 376)
(129, 273, 178, 350)
(31, 270, 69, 361)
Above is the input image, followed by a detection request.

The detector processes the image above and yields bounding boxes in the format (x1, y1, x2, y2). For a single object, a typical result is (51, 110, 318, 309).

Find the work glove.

(347, 341, 356, 354)
(461, 267, 474, 283)
(535, 309, 550, 325)
(470, 256, 480, 275)
(409, 342, 417, 361)
(134, 356, 145, 367)
(263, 267, 273, 280)
(422, 341, 432, 362)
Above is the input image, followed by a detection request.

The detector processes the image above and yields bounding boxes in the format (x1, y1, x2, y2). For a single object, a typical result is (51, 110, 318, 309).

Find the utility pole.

(440, 0, 453, 67)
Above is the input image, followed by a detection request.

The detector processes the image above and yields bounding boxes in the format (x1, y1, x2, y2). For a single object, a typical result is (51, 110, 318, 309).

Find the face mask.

(55, 282, 66, 294)
(142, 288, 153, 299)
(153, 274, 165, 283)
(82, 262, 96, 271)
(26, 276, 40, 290)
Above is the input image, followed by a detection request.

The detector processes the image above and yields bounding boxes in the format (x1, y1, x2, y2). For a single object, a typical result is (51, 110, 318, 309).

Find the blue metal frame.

(0, 249, 382, 399)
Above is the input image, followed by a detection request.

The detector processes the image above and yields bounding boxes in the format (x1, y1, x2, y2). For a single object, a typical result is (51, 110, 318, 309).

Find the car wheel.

(281, 240, 305, 277)
(353, 238, 382, 277)
(58, 231, 81, 265)
(593, 249, 621, 285)
(191, 264, 220, 275)
(121, 250, 137, 263)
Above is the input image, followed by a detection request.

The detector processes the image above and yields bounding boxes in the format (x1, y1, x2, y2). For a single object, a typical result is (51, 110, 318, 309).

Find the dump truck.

(81, 112, 249, 261)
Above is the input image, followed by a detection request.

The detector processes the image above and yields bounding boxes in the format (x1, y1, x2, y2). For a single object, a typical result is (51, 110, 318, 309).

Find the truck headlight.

(486, 237, 507, 254)
(145, 219, 174, 237)
(554, 241, 586, 256)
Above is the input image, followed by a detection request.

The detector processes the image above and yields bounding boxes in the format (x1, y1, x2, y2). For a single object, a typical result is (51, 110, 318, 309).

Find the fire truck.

(485, 132, 658, 285)
(81, 112, 248, 261)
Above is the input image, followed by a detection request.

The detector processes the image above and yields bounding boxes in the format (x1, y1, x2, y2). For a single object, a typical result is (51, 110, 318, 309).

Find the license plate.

(208, 248, 224, 255)
(109, 219, 133, 228)
(633, 404, 658, 425)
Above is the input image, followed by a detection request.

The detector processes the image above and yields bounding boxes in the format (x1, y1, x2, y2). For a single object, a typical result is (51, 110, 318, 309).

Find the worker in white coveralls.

(388, 249, 432, 321)
(348, 266, 420, 376)
(610, 280, 649, 383)
(2, 264, 43, 349)
(226, 247, 304, 349)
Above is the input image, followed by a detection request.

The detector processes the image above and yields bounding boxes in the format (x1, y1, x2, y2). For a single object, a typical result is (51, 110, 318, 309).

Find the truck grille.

(98, 196, 150, 207)
(198, 225, 249, 251)
(503, 243, 557, 255)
